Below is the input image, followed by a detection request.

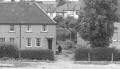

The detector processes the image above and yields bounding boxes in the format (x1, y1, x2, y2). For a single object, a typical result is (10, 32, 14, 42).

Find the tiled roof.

(0, 2, 56, 24)
(38, 1, 81, 13)
(56, 2, 81, 12)
(37, 2, 56, 13)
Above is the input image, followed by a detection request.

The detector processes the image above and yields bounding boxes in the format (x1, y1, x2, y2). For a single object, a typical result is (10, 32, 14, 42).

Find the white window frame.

(9, 25, 15, 32)
(35, 38, 41, 47)
(26, 38, 32, 47)
(41, 25, 48, 32)
(26, 25, 32, 32)
(0, 38, 5, 43)
(10, 38, 14, 43)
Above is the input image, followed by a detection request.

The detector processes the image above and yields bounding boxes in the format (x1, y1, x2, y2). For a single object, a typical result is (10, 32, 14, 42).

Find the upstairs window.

(36, 38, 41, 46)
(10, 25, 15, 32)
(26, 25, 32, 32)
(26, 38, 32, 47)
(42, 25, 47, 32)
(0, 38, 5, 43)
(10, 38, 14, 43)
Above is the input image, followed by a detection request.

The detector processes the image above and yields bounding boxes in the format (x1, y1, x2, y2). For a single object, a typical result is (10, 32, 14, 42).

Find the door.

(48, 38, 52, 50)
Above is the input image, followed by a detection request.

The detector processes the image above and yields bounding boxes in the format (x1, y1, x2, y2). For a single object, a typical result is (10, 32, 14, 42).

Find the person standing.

(58, 44, 62, 54)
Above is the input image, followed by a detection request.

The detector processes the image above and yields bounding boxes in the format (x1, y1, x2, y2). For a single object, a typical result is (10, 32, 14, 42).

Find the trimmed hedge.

(0, 44, 54, 61)
(21, 49, 54, 60)
(90, 48, 114, 61)
(0, 44, 19, 58)
(74, 48, 90, 61)
(74, 47, 120, 61)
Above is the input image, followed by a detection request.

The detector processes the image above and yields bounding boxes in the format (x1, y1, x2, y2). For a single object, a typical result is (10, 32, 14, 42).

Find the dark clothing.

(58, 45, 62, 53)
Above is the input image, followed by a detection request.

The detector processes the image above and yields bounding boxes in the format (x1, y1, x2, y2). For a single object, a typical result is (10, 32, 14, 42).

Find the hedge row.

(74, 47, 120, 61)
(0, 44, 19, 58)
(21, 50, 54, 60)
(0, 45, 54, 60)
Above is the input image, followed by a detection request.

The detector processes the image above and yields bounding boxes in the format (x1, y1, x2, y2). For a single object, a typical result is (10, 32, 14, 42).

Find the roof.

(37, 2, 56, 13)
(0, 2, 56, 24)
(37, 1, 81, 13)
(56, 2, 81, 12)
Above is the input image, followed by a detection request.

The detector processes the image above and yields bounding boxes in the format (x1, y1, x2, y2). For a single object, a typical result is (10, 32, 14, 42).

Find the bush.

(0, 44, 19, 58)
(21, 49, 54, 61)
(90, 47, 114, 61)
(74, 48, 90, 61)
(74, 47, 120, 61)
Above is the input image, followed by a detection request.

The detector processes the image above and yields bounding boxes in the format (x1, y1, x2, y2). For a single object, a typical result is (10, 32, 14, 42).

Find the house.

(0, 1, 56, 52)
(37, 0, 81, 19)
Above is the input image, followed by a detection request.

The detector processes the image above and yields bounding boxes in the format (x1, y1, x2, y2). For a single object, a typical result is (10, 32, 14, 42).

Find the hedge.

(0, 44, 19, 58)
(74, 48, 90, 61)
(20, 49, 54, 60)
(74, 47, 120, 61)
(0, 44, 54, 61)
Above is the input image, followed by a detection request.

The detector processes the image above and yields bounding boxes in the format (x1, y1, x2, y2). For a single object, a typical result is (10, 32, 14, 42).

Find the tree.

(53, 15, 64, 28)
(53, 15, 77, 41)
(63, 16, 77, 41)
(76, 0, 119, 48)
(56, 0, 66, 7)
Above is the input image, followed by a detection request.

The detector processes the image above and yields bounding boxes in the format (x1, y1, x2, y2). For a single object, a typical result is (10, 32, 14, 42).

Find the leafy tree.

(54, 15, 77, 41)
(53, 15, 64, 28)
(76, 0, 119, 48)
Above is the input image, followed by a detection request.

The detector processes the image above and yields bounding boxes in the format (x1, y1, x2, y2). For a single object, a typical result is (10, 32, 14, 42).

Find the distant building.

(0, 1, 56, 52)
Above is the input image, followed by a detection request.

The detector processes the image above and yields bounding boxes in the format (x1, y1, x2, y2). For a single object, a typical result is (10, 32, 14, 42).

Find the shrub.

(74, 48, 90, 61)
(21, 49, 54, 61)
(74, 47, 120, 61)
(90, 47, 114, 61)
(0, 44, 19, 58)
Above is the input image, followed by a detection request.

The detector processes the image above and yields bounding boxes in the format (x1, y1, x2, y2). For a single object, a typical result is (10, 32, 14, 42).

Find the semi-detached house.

(0, 1, 56, 52)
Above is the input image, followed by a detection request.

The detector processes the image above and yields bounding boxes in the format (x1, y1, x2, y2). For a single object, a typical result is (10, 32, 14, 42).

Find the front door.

(48, 38, 52, 50)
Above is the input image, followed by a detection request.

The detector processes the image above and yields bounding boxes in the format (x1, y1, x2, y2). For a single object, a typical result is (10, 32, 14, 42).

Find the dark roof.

(37, 2, 56, 13)
(37, 1, 81, 13)
(56, 2, 80, 12)
(0, 2, 56, 24)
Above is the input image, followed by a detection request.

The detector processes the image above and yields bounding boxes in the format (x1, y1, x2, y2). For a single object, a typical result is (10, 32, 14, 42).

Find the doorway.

(47, 38, 52, 50)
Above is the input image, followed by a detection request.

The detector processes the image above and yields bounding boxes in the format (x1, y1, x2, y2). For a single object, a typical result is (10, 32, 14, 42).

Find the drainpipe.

(19, 24, 22, 58)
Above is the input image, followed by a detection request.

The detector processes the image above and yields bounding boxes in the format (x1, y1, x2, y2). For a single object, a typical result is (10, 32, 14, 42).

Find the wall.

(0, 25, 56, 52)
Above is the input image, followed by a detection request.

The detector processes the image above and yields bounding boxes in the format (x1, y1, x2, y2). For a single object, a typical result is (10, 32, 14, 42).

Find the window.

(26, 25, 32, 32)
(10, 38, 14, 43)
(0, 38, 5, 42)
(36, 38, 41, 46)
(42, 25, 47, 32)
(26, 38, 32, 47)
(10, 25, 15, 32)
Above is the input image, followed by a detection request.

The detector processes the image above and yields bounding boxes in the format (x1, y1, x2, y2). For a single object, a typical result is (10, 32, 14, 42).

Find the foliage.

(54, 15, 77, 41)
(21, 49, 54, 61)
(0, 44, 19, 58)
(53, 15, 64, 28)
(74, 48, 90, 61)
(74, 47, 120, 61)
(76, 0, 119, 48)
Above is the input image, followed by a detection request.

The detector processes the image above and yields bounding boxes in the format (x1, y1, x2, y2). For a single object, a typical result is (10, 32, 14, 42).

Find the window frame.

(26, 25, 32, 32)
(0, 38, 5, 43)
(35, 38, 41, 47)
(9, 25, 15, 32)
(10, 38, 14, 43)
(26, 38, 32, 47)
(41, 25, 48, 32)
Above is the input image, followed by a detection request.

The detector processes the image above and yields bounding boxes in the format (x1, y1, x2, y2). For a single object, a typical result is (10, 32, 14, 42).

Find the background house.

(0, 1, 56, 52)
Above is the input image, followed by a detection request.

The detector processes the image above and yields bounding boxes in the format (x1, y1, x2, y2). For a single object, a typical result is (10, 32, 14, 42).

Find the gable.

(0, 2, 56, 24)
